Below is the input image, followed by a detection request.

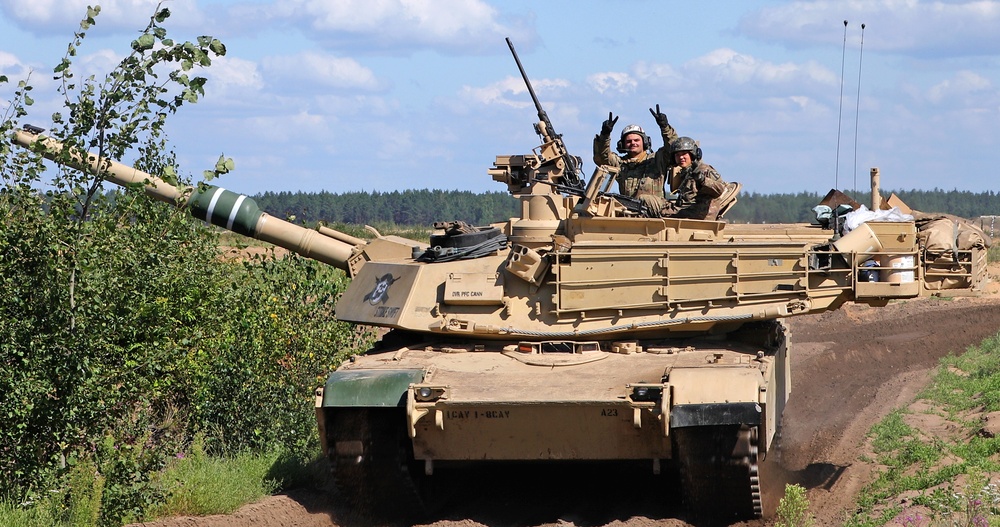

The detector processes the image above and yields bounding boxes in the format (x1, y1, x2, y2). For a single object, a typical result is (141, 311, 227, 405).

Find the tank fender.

(668, 367, 763, 428)
(321, 369, 425, 407)
(670, 402, 762, 428)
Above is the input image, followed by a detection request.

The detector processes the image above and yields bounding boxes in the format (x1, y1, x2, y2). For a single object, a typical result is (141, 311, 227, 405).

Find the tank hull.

(317, 321, 787, 520)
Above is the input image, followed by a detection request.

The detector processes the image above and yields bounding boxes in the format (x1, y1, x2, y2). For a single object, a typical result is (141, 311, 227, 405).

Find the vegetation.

(0, 6, 370, 526)
(989, 243, 1000, 265)
(246, 188, 1000, 228)
(844, 332, 1000, 526)
(0, 445, 287, 527)
(142, 436, 282, 518)
(776, 484, 815, 527)
(254, 189, 520, 227)
(727, 189, 1000, 224)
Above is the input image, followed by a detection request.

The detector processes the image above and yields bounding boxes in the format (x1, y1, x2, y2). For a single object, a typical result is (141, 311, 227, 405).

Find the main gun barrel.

(13, 128, 359, 272)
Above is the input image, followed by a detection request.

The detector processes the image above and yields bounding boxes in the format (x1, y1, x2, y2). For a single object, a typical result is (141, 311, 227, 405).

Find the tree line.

(250, 188, 1000, 226)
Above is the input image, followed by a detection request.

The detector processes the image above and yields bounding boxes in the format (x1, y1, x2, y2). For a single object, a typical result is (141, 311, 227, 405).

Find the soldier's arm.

(697, 165, 726, 198)
(649, 105, 677, 148)
(656, 147, 689, 194)
(593, 133, 621, 168)
(659, 122, 678, 149)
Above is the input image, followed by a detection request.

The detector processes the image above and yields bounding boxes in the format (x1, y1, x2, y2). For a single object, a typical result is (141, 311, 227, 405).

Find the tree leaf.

(132, 34, 155, 52)
(209, 39, 226, 56)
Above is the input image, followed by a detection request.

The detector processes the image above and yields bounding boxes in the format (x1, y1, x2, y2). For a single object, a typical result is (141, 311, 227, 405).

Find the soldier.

(661, 136, 727, 220)
(593, 105, 677, 215)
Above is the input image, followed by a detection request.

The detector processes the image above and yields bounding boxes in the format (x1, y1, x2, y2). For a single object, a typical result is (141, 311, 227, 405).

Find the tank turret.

(12, 40, 991, 522)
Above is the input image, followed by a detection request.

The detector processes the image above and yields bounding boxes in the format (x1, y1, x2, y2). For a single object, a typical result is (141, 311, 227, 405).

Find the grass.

(142, 449, 281, 519)
(0, 500, 66, 527)
(0, 445, 326, 527)
(844, 332, 1000, 527)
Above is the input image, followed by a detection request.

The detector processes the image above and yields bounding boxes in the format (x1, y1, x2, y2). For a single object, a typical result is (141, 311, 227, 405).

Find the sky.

(1, 0, 999, 198)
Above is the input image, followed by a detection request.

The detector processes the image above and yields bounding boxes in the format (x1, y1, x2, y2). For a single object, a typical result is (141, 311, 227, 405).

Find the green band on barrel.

(187, 186, 264, 237)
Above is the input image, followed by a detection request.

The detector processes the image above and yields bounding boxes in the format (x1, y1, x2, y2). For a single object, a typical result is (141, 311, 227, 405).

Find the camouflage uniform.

(593, 123, 677, 213)
(663, 161, 727, 220)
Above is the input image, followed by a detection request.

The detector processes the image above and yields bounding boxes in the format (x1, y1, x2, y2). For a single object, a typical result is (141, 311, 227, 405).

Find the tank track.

(674, 423, 762, 522)
(326, 407, 435, 521)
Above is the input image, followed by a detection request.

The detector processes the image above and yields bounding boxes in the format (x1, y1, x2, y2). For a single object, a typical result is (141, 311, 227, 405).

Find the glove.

(692, 170, 705, 185)
(600, 112, 618, 136)
(649, 104, 669, 129)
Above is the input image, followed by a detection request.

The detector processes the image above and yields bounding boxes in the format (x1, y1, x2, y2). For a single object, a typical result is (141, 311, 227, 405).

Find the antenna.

(836, 20, 848, 190)
(852, 23, 867, 197)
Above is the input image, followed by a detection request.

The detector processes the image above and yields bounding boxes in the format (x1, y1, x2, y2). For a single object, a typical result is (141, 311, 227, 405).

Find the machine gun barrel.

(505, 38, 583, 188)
(505, 38, 548, 136)
(13, 127, 359, 272)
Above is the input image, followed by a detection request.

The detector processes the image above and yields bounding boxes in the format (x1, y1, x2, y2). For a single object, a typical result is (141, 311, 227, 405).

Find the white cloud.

(253, 111, 328, 140)
(243, 0, 525, 53)
(0, 50, 29, 76)
(686, 48, 835, 87)
(261, 52, 380, 91)
(315, 94, 396, 117)
(371, 121, 414, 160)
(738, 0, 1000, 57)
(927, 70, 993, 103)
(77, 49, 123, 79)
(299, 0, 497, 35)
(0, 51, 33, 108)
(0, 0, 203, 32)
(459, 75, 567, 109)
(632, 61, 682, 88)
(587, 72, 637, 95)
(203, 55, 264, 95)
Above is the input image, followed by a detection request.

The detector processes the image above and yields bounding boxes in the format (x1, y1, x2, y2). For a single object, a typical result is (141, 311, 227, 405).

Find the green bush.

(775, 484, 815, 527)
(0, 6, 371, 526)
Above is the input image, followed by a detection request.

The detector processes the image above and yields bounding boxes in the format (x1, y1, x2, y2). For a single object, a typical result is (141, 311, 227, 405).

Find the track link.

(327, 407, 435, 521)
(675, 424, 762, 523)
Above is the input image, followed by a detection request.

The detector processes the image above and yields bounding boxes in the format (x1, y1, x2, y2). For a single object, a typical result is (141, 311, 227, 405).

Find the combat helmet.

(670, 136, 702, 161)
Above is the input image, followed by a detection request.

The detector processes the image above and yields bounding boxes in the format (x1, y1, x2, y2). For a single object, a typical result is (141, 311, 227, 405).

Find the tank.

(13, 45, 990, 522)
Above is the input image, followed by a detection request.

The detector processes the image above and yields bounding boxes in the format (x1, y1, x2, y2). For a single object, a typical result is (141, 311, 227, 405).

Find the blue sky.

(2, 0, 999, 197)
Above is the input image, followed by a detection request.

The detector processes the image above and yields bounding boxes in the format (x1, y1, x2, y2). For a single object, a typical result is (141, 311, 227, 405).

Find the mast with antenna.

(836, 20, 848, 190)
(852, 23, 867, 197)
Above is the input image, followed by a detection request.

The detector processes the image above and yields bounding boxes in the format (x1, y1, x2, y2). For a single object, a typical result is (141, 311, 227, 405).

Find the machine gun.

(542, 174, 653, 217)
(505, 38, 584, 190)
(504, 39, 655, 217)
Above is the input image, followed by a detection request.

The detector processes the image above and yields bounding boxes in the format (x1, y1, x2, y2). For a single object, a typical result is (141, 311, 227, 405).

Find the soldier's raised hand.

(649, 104, 669, 129)
(600, 112, 618, 136)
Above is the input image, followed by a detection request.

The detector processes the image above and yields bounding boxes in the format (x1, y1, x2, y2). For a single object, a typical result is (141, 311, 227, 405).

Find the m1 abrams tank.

(13, 43, 990, 523)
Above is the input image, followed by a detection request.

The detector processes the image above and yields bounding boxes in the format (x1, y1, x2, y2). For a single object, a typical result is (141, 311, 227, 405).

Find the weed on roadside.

(776, 484, 815, 527)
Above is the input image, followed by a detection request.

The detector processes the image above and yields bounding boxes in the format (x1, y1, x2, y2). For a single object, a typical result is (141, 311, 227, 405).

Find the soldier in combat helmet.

(659, 136, 728, 219)
(593, 105, 677, 215)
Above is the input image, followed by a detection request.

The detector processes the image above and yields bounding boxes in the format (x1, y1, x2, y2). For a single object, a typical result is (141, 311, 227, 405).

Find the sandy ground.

(128, 263, 1000, 527)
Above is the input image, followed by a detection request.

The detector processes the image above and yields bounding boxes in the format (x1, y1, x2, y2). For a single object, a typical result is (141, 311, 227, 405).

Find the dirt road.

(130, 281, 1000, 527)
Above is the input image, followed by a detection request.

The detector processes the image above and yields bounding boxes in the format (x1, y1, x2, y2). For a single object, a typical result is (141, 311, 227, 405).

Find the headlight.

(412, 385, 447, 402)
